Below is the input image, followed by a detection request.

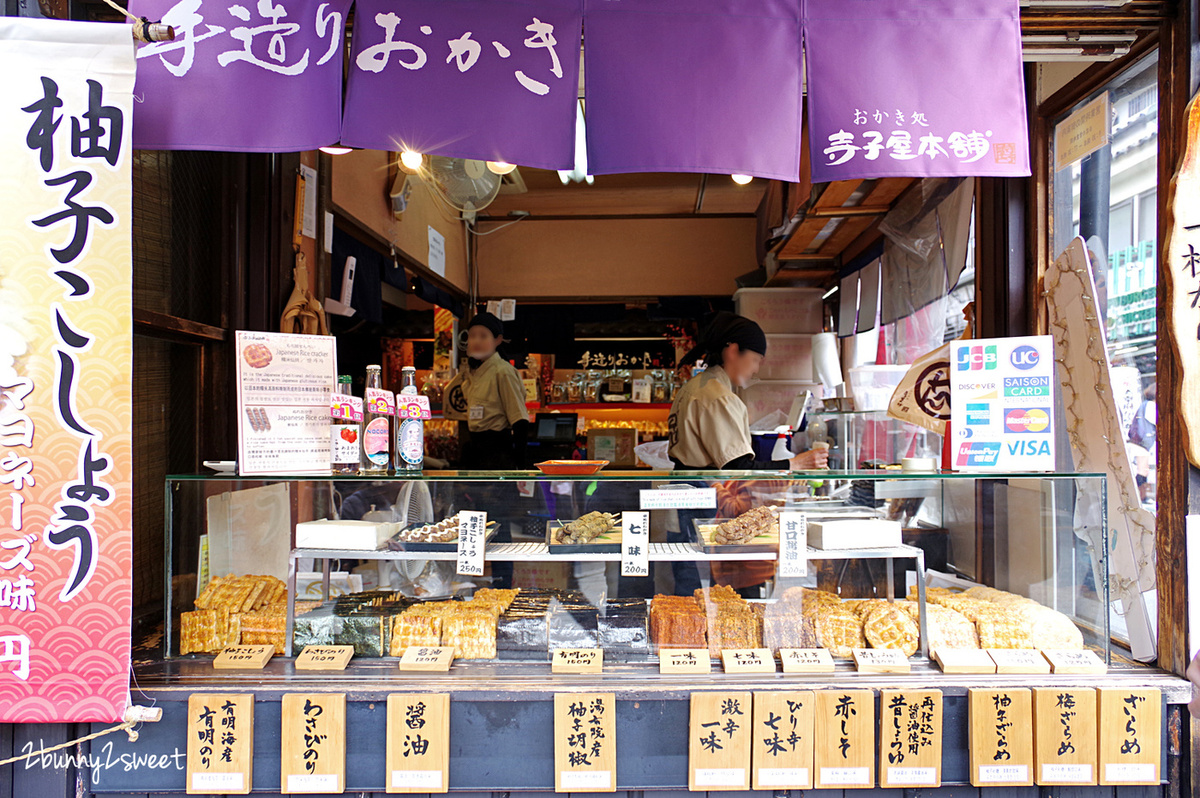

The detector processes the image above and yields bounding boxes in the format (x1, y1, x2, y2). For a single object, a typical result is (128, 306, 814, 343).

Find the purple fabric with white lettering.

(340, 0, 581, 169)
(583, 0, 803, 181)
(805, 0, 1030, 181)
(131, 0, 350, 151)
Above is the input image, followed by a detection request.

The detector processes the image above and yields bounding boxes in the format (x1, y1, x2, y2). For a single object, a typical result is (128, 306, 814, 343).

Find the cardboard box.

(808, 519, 902, 550)
(295, 519, 400, 550)
(586, 428, 638, 467)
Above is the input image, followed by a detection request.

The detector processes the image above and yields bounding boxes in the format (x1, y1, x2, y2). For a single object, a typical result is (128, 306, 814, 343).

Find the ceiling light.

(487, 161, 517, 175)
(399, 150, 424, 172)
(731, 174, 753, 185)
(319, 144, 354, 155)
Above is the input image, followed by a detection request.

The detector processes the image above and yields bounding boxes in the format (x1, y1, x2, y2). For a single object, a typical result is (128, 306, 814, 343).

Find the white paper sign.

(979, 764, 1028, 782)
(632, 378, 652, 403)
(392, 770, 443, 789)
(639, 488, 717, 510)
(778, 511, 807, 577)
(950, 334, 1056, 471)
(427, 225, 446, 277)
(486, 300, 502, 317)
(456, 510, 487, 576)
(621, 511, 650, 577)
(499, 298, 516, 321)
(300, 164, 317, 239)
(559, 771, 611, 789)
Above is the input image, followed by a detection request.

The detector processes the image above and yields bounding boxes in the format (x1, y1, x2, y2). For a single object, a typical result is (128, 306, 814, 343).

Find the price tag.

(777, 512, 807, 578)
(1043, 649, 1106, 674)
(879, 690, 942, 788)
(752, 691, 814, 790)
(213, 645, 274, 670)
(813, 690, 874, 788)
(554, 693, 616, 792)
(620, 511, 650, 577)
(986, 648, 1050, 674)
(1098, 688, 1160, 785)
(455, 510, 487, 577)
(631, 378, 652, 403)
(552, 648, 604, 673)
(639, 487, 717, 510)
(386, 694, 449, 794)
(295, 645, 354, 671)
(852, 648, 910, 673)
(330, 394, 363, 422)
(933, 648, 995, 674)
(1034, 687, 1097, 785)
(779, 648, 835, 673)
(689, 692, 752, 791)
(398, 646, 455, 672)
(396, 395, 432, 420)
(366, 387, 396, 416)
(720, 648, 776, 674)
(187, 694, 254, 794)
(659, 648, 711, 674)
(281, 693, 345, 793)
(968, 687, 1033, 787)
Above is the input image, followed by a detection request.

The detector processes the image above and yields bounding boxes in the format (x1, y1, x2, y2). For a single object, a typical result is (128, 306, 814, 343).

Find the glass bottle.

(396, 366, 424, 472)
(361, 364, 392, 474)
(330, 374, 361, 475)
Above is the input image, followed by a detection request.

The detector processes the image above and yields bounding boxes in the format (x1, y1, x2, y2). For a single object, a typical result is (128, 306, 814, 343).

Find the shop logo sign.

(1004, 376, 1050, 397)
(965, 402, 991, 426)
(956, 344, 997, 371)
(1009, 344, 1041, 370)
(1004, 408, 1051, 433)
(956, 441, 1001, 467)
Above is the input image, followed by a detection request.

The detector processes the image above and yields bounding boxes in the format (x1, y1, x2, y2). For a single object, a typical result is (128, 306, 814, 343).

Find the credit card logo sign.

(1004, 408, 1051, 433)
(1004, 376, 1050, 397)
(956, 441, 1001, 467)
(1010, 344, 1041, 370)
(956, 344, 998, 371)
(965, 402, 991, 426)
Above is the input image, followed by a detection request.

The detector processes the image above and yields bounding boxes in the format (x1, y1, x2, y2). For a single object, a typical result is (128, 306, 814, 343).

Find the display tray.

(535, 459, 609, 475)
(545, 515, 622, 553)
(690, 518, 779, 554)
(385, 521, 499, 552)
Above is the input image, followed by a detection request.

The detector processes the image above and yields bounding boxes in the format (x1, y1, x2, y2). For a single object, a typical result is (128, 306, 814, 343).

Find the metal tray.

(386, 521, 499, 552)
(689, 518, 779, 554)
(546, 516, 622, 554)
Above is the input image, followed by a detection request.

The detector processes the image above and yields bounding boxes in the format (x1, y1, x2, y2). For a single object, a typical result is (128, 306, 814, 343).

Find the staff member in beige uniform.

(444, 312, 529, 470)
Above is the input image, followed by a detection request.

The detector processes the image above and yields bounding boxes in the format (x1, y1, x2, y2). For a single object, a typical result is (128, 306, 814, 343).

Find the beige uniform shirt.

(443, 353, 528, 432)
(667, 366, 753, 468)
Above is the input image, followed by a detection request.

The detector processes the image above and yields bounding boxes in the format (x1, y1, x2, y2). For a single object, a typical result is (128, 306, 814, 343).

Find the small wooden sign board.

(186, 693, 254, 795)
(1098, 688, 1161, 786)
(295, 645, 354, 671)
(779, 648, 835, 674)
(554, 693, 616, 792)
(398, 646, 455, 672)
(721, 648, 775, 674)
(1033, 687, 1098, 786)
(751, 691, 814, 790)
(968, 687, 1033, 787)
(879, 690, 942, 788)
(688, 692, 752, 791)
(213, 645, 274, 670)
(933, 648, 995, 674)
(1043, 649, 1107, 674)
(813, 690, 874, 789)
(659, 648, 710, 674)
(386, 693, 450, 794)
(552, 648, 603, 674)
(281, 693, 345, 794)
(852, 648, 910, 673)
(986, 648, 1050, 674)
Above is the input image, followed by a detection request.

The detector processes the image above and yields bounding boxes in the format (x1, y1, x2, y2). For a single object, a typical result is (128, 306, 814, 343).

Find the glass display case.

(163, 470, 1113, 668)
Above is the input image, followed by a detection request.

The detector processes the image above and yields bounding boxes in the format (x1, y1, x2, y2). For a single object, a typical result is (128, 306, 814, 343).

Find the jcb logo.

(955, 345, 997, 371)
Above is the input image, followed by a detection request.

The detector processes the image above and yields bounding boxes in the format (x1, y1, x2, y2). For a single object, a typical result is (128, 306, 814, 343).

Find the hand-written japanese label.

(552, 648, 603, 674)
(553, 693, 615, 792)
(880, 690, 941, 788)
(281, 693, 345, 793)
(814, 691, 873, 789)
(752, 691, 814, 790)
(852, 647, 910, 673)
(720, 649, 775, 674)
(212, 645, 274, 670)
(455, 511, 486, 576)
(186, 694, 253, 794)
(689, 692, 751, 791)
(1098, 688, 1160, 786)
(1034, 687, 1097, 785)
(398, 646, 454, 672)
(986, 648, 1050, 674)
(968, 688, 1033, 787)
(777, 511, 807, 578)
(386, 693, 449, 794)
(659, 649, 710, 674)
(779, 648, 835, 674)
(619, 511, 649, 578)
(295, 645, 354, 671)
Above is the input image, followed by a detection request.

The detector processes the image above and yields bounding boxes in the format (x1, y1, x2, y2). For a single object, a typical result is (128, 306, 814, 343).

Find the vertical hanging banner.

(0, 18, 134, 723)
(129, 0, 349, 151)
(341, 0, 581, 169)
(804, 0, 1030, 182)
(583, 0, 802, 180)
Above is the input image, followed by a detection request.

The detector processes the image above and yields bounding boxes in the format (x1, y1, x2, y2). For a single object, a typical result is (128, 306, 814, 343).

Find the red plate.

(534, 460, 609, 475)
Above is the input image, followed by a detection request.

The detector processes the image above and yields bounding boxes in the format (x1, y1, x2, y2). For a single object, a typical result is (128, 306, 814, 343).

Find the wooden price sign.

(933, 648, 995, 674)
(295, 645, 354, 671)
(552, 648, 604, 674)
(386, 693, 449, 794)
(852, 648, 910, 674)
(186, 694, 254, 795)
(1098, 688, 1161, 785)
(554, 693, 616, 792)
(779, 648, 835, 674)
(398, 646, 455, 672)
(751, 691, 814, 790)
(1033, 687, 1097, 786)
(968, 688, 1033, 787)
(986, 648, 1050, 674)
(688, 692, 752, 791)
(280, 693, 345, 794)
(213, 645, 274, 670)
(879, 690, 942, 788)
(659, 649, 710, 674)
(720, 648, 775, 674)
(813, 690, 874, 789)
(1043, 648, 1107, 674)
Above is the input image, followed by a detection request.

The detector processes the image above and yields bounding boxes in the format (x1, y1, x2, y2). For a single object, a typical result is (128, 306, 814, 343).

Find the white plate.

(203, 460, 236, 473)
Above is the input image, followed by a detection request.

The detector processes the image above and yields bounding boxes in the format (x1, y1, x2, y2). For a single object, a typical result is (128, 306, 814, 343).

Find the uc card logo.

(1009, 344, 1041, 370)
(1004, 375, 1050, 397)
(956, 344, 997, 371)
(956, 441, 1001, 467)
(965, 402, 991, 426)
(1004, 408, 1051, 433)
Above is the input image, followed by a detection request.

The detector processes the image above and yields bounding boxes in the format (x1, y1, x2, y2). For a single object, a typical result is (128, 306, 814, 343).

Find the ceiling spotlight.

(486, 161, 517, 175)
(319, 144, 354, 155)
(731, 174, 753, 185)
(399, 150, 424, 172)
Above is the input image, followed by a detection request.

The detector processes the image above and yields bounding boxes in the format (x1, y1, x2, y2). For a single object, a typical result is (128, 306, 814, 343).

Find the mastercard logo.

(1004, 408, 1051, 433)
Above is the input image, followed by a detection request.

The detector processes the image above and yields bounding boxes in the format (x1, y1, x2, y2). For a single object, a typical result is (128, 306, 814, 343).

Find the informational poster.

(235, 330, 337, 475)
(0, 18, 135, 724)
(950, 335, 1055, 471)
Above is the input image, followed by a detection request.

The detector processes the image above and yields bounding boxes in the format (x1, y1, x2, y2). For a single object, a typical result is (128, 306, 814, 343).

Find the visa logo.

(956, 344, 998, 371)
(956, 441, 1001, 466)
(1007, 440, 1052, 457)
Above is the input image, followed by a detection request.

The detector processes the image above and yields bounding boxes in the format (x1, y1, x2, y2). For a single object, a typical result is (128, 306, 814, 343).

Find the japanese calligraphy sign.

(852, 648, 910, 674)
(813, 690, 873, 788)
(804, 0, 1030, 182)
(186, 694, 254, 794)
(583, 0, 802, 181)
(212, 644, 274, 670)
(777, 511, 807, 578)
(280, 693, 345, 794)
(455, 510, 487, 576)
(1097, 688, 1160, 786)
(751, 691, 814, 790)
(0, 18, 134, 724)
(720, 648, 775, 674)
(294, 644, 354, 670)
(386, 693, 450, 793)
(398, 645, 455, 672)
(968, 688, 1033, 787)
(932, 648, 995, 674)
(620, 510, 649, 578)
(1033, 687, 1097, 785)
(341, 0, 581, 169)
(986, 648, 1051, 674)
(1043, 648, 1107, 674)
(879, 690, 942, 788)
(689, 692, 752, 790)
(552, 647, 603, 674)
(130, 0, 349, 150)
(779, 648, 835, 674)
(659, 648, 710, 674)
(553, 693, 616, 792)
